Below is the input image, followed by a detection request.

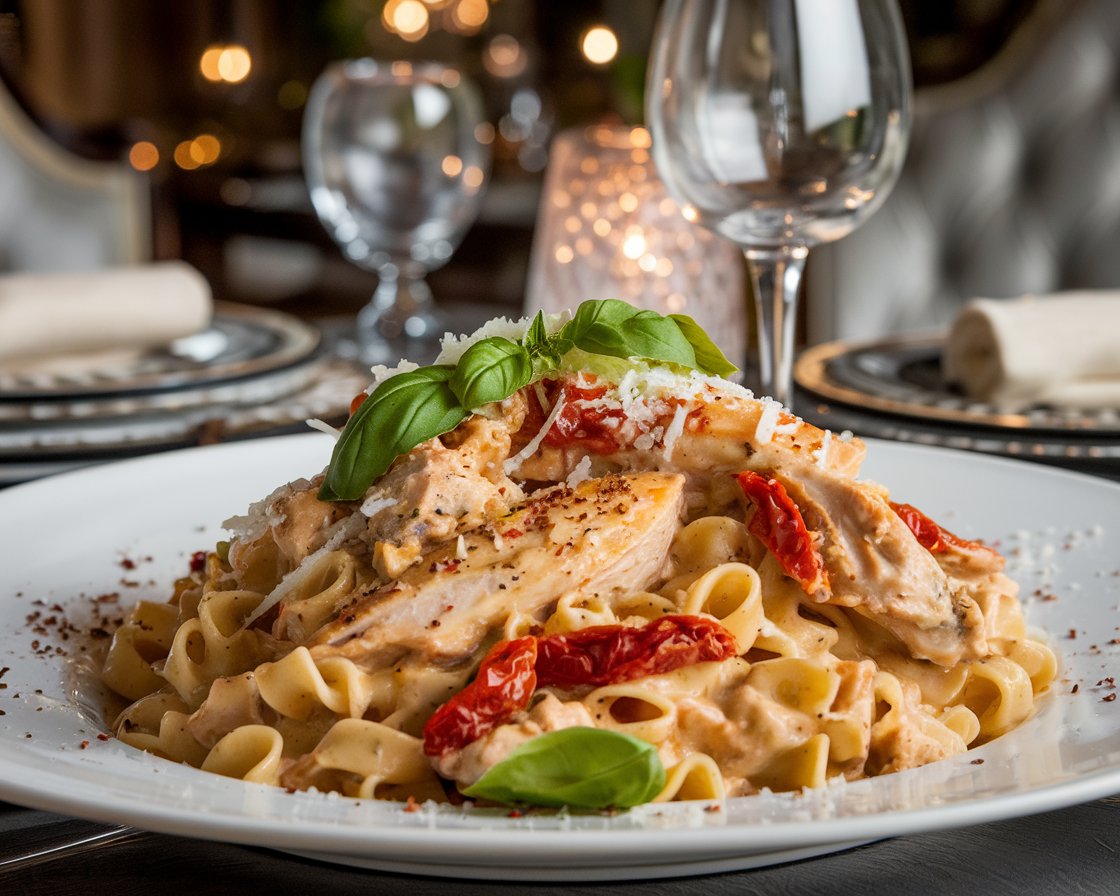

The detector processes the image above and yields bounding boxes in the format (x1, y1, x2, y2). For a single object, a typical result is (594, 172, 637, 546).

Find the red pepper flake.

(189, 551, 207, 573)
(507, 809, 524, 818)
(429, 559, 461, 574)
(704, 803, 722, 813)
(1067, 629, 1078, 640)
(119, 557, 137, 570)
(970, 758, 985, 765)
(79, 740, 90, 750)
(404, 796, 420, 813)
(501, 528, 524, 539)
(96, 733, 110, 741)
(1072, 684, 1081, 694)
(1104, 694, 1117, 703)
(1096, 677, 1115, 688)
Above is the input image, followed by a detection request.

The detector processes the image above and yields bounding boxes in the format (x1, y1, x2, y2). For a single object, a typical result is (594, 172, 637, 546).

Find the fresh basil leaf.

(461, 727, 666, 809)
(450, 337, 533, 410)
(561, 299, 697, 369)
(523, 310, 549, 354)
(318, 366, 467, 501)
(668, 313, 738, 377)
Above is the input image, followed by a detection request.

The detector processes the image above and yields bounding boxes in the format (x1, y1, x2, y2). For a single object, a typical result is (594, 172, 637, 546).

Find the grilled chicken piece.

(777, 468, 988, 667)
(361, 416, 526, 578)
(509, 385, 867, 486)
(309, 472, 685, 668)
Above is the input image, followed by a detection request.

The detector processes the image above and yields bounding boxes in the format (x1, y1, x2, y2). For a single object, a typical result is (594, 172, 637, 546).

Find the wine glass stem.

(744, 246, 808, 408)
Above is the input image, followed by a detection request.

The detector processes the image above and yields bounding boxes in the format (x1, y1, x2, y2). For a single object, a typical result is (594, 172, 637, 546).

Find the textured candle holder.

(526, 124, 746, 368)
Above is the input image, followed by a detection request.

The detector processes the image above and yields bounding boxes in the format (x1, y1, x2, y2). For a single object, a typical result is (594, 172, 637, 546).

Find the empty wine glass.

(303, 60, 490, 363)
(647, 0, 911, 407)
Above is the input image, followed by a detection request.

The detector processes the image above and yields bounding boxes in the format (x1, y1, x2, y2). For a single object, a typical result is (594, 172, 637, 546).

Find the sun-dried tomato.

(421, 616, 736, 757)
(535, 615, 737, 688)
(890, 502, 994, 555)
(515, 379, 624, 455)
(349, 391, 369, 415)
(735, 471, 828, 595)
(422, 637, 538, 758)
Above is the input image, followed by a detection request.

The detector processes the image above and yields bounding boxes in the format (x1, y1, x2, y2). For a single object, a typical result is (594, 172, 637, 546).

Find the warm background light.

(199, 44, 252, 84)
(383, 0, 430, 41)
(127, 141, 159, 172)
(581, 26, 619, 65)
(452, 0, 489, 33)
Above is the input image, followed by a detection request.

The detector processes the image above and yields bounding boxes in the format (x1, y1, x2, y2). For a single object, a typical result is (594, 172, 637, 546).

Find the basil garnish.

(461, 727, 666, 809)
(319, 300, 736, 501)
(564, 299, 697, 369)
(318, 366, 468, 501)
(449, 336, 533, 410)
(669, 313, 739, 378)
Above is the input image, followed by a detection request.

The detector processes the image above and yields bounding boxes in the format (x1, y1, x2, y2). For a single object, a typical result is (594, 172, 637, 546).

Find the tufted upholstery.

(806, 0, 1120, 343)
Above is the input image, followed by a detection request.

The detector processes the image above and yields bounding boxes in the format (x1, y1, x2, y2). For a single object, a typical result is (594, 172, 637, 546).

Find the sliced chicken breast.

(309, 472, 685, 668)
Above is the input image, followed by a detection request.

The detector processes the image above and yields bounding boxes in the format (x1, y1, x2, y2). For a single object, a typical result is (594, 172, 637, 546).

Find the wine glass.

(647, 0, 911, 407)
(303, 60, 490, 363)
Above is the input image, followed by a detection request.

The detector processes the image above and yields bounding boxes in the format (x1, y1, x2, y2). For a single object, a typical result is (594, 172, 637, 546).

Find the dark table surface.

(3, 797, 1119, 894)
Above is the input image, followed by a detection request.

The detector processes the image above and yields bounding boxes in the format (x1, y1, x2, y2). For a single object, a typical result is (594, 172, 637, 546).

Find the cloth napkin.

(942, 293, 1120, 409)
(0, 261, 212, 368)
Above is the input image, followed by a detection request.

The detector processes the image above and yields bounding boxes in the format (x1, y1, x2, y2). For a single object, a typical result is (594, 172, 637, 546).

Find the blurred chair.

(0, 76, 149, 272)
(806, 0, 1120, 343)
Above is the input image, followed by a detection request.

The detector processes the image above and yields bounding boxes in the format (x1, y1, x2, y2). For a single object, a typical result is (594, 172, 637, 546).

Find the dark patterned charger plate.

(794, 334, 1120, 475)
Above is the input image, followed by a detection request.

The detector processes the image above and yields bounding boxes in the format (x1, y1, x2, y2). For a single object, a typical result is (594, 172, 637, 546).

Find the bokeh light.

(581, 26, 619, 65)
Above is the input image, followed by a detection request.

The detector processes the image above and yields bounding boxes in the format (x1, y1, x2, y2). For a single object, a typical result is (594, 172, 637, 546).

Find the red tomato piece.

(349, 392, 369, 415)
(515, 379, 624, 455)
(735, 471, 828, 595)
(535, 615, 738, 688)
(420, 617, 737, 757)
(422, 637, 538, 758)
(890, 502, 995, 555)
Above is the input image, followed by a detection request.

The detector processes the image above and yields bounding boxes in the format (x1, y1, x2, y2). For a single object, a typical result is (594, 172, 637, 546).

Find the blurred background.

(0, 0, 1043, 328)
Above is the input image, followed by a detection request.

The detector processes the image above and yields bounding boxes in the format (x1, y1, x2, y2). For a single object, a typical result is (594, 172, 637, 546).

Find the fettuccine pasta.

(101, 311, 1055, 808)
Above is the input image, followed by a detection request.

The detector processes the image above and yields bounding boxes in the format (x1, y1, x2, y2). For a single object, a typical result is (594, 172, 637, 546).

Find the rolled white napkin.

(942, 293, 1120, 409)
(0, 261, 212, 365)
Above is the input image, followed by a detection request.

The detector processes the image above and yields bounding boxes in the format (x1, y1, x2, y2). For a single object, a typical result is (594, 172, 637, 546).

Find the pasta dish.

(99, 302, 1055, 809)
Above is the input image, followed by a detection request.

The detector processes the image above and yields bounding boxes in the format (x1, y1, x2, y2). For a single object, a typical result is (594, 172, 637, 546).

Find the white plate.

(1, 434, 1119, 881)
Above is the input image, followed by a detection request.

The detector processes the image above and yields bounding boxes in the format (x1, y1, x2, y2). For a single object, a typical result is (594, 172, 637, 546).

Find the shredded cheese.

(660, 402, 689, 461)
(565, 455, 593, 487)
(754, 400, 781, 444)
(242, 514, 364, 628)
(305, 418, 341, 440)
(813, 430, 832, 469)
(503, 392, 568, 475)
(360, 495, 398, 518)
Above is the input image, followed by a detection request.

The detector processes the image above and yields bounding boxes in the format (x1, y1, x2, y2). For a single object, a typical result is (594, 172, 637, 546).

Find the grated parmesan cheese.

(360, 495, 398, 518)
(813, 430, 832, 469)
(455, 534, 468, 561)
(433, 312, 569, 367)
(754, 400, 781, 444)
(660, 402, 689, 461)
(565, 455, 593, 487)
(242, 514, 365, 628)
(503, 392, 568, 475)
(305, 418, 341, 440)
